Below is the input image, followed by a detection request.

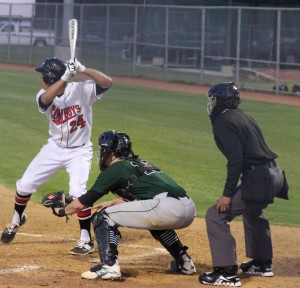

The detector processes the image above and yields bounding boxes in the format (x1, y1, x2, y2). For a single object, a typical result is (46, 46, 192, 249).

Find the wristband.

(78, 65, 86, 72)
(61, 74, 69, 82)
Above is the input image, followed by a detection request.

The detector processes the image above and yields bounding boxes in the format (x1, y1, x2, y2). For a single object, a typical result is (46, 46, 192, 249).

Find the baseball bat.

(69, 18, 78, 60)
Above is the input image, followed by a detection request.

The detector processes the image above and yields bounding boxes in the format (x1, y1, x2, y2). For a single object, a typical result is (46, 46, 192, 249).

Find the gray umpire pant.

(205, 165, 284, 268)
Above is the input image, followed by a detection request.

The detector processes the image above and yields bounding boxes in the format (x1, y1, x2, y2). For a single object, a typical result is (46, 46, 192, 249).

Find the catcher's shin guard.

(92, 210, 120, 266)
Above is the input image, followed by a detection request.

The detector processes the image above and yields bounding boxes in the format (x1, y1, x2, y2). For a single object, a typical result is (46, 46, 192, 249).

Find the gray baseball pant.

(205, 166, 283, 267)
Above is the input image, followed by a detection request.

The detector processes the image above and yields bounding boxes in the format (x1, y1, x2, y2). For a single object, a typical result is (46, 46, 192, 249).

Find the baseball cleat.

(70, 239, 95, 255)
(81, 264, 122, 280)
(169, 257, 196, 275)
(199, 269, 241, 287)
(240, 260, 273, 277)
(0, 214, 27, 244)
(169, 251, 196, 275)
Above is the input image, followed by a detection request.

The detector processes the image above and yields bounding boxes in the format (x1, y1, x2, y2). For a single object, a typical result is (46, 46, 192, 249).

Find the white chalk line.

(121, 244, 168, 261)
(0, 265, 40, 274)
(0, 230, 76, 241)
(0, 231, 167, 253)
(0, 230, 46, 238)
(125, 244, 166, 252)
(89, 244, 168, 263)
(17, 232, 45, 238)
(0, 231, 168, 264)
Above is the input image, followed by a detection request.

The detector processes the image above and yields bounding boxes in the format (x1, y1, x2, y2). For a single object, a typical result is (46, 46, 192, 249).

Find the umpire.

(199, 82, 288, 287)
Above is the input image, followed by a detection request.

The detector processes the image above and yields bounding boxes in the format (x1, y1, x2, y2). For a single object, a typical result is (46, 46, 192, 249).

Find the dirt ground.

(0, 184, 299, 288)
(0, 64, 300, 288)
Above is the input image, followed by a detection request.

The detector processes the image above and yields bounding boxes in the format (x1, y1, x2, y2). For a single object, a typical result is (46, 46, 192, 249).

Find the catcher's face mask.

(97, 130, 118, 171)
(207, 82, 240, 117)
(98, 145, 111, 171)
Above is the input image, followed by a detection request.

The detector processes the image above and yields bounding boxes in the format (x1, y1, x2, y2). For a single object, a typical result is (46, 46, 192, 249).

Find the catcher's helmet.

(98, 130, 133, 171)
(35, 57, 66, 85)
(207, 82, 240, 120)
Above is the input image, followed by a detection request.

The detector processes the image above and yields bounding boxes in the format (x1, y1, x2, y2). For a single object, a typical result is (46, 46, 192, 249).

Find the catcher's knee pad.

(92, 210, 110, 230)
(92, 209, 117, 229)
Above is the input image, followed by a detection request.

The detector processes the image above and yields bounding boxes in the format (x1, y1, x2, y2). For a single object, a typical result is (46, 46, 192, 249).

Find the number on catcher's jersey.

(130, 159, 161, 175)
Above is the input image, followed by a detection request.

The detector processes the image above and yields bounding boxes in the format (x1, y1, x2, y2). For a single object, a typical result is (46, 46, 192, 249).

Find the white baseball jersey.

(36, 80, 103, 148)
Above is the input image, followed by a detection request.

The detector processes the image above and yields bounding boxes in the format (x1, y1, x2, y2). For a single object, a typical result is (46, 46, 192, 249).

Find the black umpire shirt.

(212, 108, 277, 197)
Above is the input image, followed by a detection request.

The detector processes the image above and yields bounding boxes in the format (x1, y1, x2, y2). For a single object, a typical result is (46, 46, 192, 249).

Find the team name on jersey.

(51, 105, 81, 125)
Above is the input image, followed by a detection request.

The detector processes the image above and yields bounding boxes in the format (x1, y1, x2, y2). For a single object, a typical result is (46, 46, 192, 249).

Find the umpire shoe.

(169, 253, 196, 275)
(1, 214, 27, 244)
(240, 260, 274, 277)
(199, 266, 241, 287)
(81, 263, 122, 280)
(70, 239, 95, 255)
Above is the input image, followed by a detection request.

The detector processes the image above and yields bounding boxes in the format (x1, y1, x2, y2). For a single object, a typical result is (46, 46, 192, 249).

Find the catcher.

(42, 130, 196, 280)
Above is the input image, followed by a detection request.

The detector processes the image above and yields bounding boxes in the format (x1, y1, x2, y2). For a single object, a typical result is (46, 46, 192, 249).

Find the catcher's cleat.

(81, 263, 122, 280)
(70, 239, 95, 255)
(1, 214, 27, 244)
(169, 252, 196, 275)
(240, 260, 273, 277)
(199, 269, 241, 287)
(169, 257, 196, 275)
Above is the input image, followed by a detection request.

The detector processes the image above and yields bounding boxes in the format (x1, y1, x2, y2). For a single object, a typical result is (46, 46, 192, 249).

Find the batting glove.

(74, 58, 86, 72)
(61, 60, 76, 82)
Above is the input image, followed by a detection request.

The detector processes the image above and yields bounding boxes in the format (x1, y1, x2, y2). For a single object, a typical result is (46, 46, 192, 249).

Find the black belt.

(167, 192, 189, 200)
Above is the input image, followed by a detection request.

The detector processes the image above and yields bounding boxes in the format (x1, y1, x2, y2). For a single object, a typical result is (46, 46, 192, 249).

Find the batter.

(1, 57, 112, 255)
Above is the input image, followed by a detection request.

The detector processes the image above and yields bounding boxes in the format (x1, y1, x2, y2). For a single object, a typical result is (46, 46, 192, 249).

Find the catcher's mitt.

(42, 191, 73, 217)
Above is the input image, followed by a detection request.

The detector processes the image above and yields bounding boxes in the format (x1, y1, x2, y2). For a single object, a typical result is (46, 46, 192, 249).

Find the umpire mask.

(207, 82, 240, 123)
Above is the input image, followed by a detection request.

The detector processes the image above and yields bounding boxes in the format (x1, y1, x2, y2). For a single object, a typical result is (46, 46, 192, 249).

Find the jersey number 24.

(70, 115, 86, 133)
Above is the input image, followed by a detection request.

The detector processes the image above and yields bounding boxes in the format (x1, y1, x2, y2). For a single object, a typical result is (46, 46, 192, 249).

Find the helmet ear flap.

(111, 137, 120, 156)
(113, 133, 132, 157)
(42, 74, 51, 85)
(35, 57, 66, 85)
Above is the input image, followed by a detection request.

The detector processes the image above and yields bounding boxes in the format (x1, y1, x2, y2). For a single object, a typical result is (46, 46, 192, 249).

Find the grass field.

(0, 69, 299, 226)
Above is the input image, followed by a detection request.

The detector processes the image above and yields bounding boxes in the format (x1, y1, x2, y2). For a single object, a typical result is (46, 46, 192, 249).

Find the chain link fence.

(1, 3, 300, 95)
